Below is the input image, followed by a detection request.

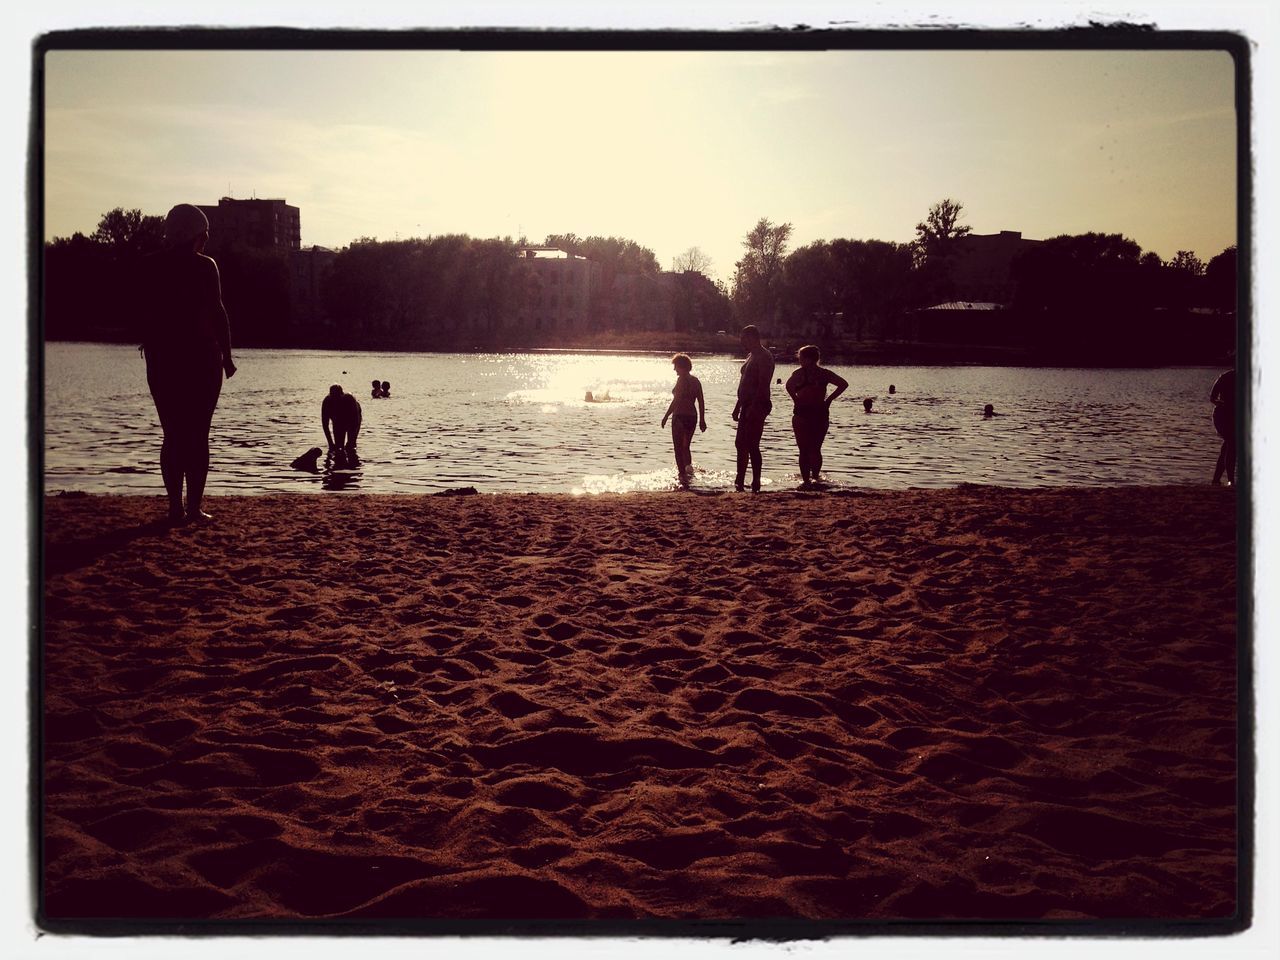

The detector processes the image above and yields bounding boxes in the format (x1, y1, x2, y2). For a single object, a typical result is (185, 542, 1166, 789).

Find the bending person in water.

(322, 385, 362, 453)
(660, 353, 706, 488)
(1210, 366, 1236, 485)
(731, 325, 775, 492)
(785, 345, 848, 488)
(138, 203, 237, 524)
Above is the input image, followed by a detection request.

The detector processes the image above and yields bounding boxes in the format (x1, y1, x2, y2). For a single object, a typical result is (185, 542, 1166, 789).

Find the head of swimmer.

(796, 344, 820, 369)
(330, 384, 344, 399)
(740, 325, 762, 352)
(672, 354, 692, 376)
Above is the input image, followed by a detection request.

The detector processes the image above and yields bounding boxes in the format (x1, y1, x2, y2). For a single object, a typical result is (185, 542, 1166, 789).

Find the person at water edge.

(731, 325, 775, 492)
(137, 203, 236, 525)
(380, 381, 391, 398)
(1210, 366, 1235, 486)
(785, 345, 848, 489)
(322, 385, 362, 453)
(371, 379, 382, 399)
(660, 353, 707, 488)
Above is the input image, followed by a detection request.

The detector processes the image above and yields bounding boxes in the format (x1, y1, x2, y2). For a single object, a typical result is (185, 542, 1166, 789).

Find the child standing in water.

(785, 345, 848, 488)
(660, 354, 706, 488)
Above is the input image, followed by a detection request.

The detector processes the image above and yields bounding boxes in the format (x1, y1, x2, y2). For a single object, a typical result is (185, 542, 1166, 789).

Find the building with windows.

(197, 197, 301, 254)
(948, 230, 1040, 303)
(513, 246, 601, 333)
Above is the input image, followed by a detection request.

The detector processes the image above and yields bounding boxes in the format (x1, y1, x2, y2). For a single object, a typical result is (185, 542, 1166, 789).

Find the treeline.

(729, 200, 1237, 364)
(44, 202, 1236, 364)
(41, 210, 733, 349)
(44, 208, 296, 346)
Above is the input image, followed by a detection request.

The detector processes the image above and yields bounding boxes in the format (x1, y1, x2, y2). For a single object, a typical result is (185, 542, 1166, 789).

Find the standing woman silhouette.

(139, 204, 237, 523)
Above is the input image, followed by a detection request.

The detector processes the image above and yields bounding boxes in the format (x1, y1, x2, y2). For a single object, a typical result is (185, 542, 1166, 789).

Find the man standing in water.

(731, 325, 774, 492)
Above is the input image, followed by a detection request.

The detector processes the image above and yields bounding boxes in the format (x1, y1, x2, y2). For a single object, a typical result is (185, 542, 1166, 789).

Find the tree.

(732, 217, 793, 327)
(1168, 250, 1205, 276)
(1205, 246, 1237, 313)
(673, 246, 713, 276)
(90, 207, 164, 258)
(913, 198, 972, 268)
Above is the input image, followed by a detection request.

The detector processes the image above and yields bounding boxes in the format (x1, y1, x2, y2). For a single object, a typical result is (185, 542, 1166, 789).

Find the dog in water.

(291, 447, 323, 472)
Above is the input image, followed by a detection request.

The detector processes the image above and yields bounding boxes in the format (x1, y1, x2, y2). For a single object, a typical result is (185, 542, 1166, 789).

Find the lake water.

(43, 343, 1226, 495)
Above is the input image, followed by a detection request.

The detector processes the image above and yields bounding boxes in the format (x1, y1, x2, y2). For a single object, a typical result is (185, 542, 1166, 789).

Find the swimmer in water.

(380, 381, 391, 398)
(863, 397, 874, 413)
(983, 404, 997, 418)
(371, 379, 381, 399)
(660, 353, 706, 487)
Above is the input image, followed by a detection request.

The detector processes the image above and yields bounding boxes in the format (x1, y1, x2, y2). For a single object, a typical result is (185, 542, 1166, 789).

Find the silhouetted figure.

(137, 203, 236, 524)
(785, 345, 848, 488)
(732, 325, 774, 492)
(291, 447, 323, 472)
(1210, 367, 1236, 485)
(983, 403, 996, 418)
(889, 384, 896, 394)
(380, 381, 391, 398)
(371, 379, 382, 399)
(660, 353, 706, 488)
(322, 385, 362, 453)
(863, 397, 874, 413)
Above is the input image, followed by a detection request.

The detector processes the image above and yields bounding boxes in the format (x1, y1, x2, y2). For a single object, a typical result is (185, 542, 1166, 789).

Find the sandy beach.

(41, 486, 1239, 925)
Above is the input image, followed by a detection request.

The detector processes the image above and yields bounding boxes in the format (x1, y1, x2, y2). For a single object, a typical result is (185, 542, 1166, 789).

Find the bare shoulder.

(195, 253, 221, 275)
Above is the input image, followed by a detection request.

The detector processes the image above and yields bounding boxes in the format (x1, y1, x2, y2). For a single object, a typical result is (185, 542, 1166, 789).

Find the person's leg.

(1213, 441, 1227, 485)
(148, 376, 185, 520)
(734, 428, 748, 490)
(346, 414, 361, 452)
(1225, 434, 1235, 485)
(793, 417, 808, 481)
(678, 426, 694, 482)
(182, 367, 222, 520)
(671, 423, 685, 479)
(159, 432, 184, 518)
(812, 419, 828, 481)
(742, 409, 766, 492)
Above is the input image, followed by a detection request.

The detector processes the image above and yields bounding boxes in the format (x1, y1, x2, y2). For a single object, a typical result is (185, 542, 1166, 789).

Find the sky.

(44, 47, 1238, 281)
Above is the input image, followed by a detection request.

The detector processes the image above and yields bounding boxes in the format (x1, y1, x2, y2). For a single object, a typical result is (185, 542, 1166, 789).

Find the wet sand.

(42, 487, 1238, 923)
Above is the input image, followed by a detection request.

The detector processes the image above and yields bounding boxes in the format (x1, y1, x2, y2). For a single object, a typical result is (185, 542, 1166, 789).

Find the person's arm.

(202, 256, 236, 379)
(661, 397, 675, 427)
(757, 357, 775, 399)
(824, 369, 849, 406)
(321, 398, 335, 449)
(1210, 372, 1227, 405)
(695, 380, 707, 430)
(785, 369, 801, 404)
